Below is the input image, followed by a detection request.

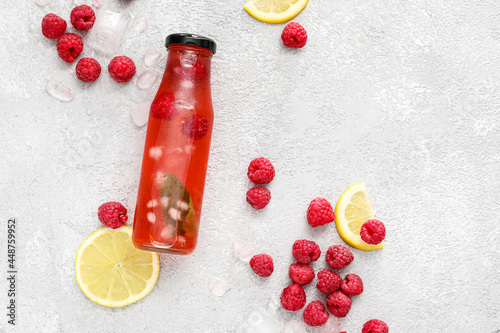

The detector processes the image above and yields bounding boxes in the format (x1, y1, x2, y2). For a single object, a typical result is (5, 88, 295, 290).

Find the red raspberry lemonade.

(132, 34, 216, 254)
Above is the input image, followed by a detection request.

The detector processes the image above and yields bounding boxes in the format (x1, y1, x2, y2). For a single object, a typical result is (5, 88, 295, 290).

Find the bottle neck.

(163, 45, 213, 88)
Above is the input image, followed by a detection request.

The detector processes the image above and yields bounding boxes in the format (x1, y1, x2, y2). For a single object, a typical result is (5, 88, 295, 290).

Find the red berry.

(247, 157, 275, 184)
(70, 5, 96, 31)
(98, 202, 128, 229)
(360, 219, 386, 245)
(41, 13, 67, 39)
(325, 245, 354, 270)
(292, 239, 321, 264)
(340, 332, 347, 333)
(246, 187, 271, 210)
(316, 269, 342, 294)
(280, 283, 306, 311)
(281, 22, 308, 48)
(302, 301, 329, 327)
(182, 115, 208, 139)
(249, 254, 274, 277)
(362, 319, 389, 333)
(75, 58, 101, 82)
(326, 291, 352, 318)
(108, 56, 136, 83)
(307, 197, 335, 227)
(341, 274, 364, 296)
(151, 92, 178, 120)
(288, 263, 315, 285)
(56, 33, 83, 63)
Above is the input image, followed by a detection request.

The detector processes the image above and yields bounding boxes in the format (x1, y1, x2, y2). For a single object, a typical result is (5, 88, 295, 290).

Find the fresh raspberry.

(182, 115, 208, 139)
(292, 239, 321, 264)
(108, 56, 136, 83)
(326, 291, 352, 318)
(340, 332, 347, 333)
(360, 219, 386, 245)
(70, 5, 96, 31)
(288, 263, 315, 285)
(362, 319, 389, 333)
(246, 187, 271, 210)
(302, 301, 329, 327)
(151, 93, 178, 120)
(249, 254, 274, 277)
(280, 283, 306, 311)
(307, 198, 335, 227)
(75, 58, 101, 82)
(316, 269, 342, 294)
(281, 22, 308, 48)
(326, 245, 354, 270)
(98, 202, 128, 229)
(56, 33, 83, 63)
(41, 13, 67, 39)
(341, 274, 364, 296)
(247, 157, 275, 184)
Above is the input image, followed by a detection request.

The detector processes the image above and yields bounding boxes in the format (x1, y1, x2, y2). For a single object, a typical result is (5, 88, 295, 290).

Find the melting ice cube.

(85, 6, 132, 56)
(130, 14, 148, 36)
(180, 51, 197, 67)
(209, 278, 230, 297)
(45, 77, 74, 102)
(233, 240, 255, 262)
(284, 319, 306, 333)
(130, 103, 150, 127)
(136, 70, 158, 90)
(144, 48, 162, 67)
(149, 146, 163, 160)
(318, 316, 342, 333)
(246, 308, 281, 333)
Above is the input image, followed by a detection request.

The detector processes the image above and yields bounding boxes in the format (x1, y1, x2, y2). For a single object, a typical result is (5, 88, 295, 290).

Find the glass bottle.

(132, 33, 216, 255)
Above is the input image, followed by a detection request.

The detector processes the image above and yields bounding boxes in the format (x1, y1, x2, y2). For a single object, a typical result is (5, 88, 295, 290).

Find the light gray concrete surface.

(1, 0, 500, 332)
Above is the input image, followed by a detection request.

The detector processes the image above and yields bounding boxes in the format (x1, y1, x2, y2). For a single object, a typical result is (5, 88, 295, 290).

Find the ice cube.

(284, 320, 306, 333)
(318, 316, 342, 333)
(130, 103, 150, 127)
(147, 212, 156, 223)
(181, 80, 194, 89)
(144, 48, 162, 67)
(85, 6, 132, 56)
(233, 240, 255, 262)
(45, 77, 74, 102)
(247, 308, 281, 333)
(266, 297, 280, 316)
(209, 278, 230, 297)
(147, 199, 158, 208)
(136, 70, 159, 90)
(33, 0, 54, 6)
(149, 146, 163, 160)
(180, 51, 197, 67)
(130, 14, 148, 36)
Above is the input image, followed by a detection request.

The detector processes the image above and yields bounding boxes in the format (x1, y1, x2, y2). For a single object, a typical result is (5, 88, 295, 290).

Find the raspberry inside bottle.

(132, 34, 216, 254)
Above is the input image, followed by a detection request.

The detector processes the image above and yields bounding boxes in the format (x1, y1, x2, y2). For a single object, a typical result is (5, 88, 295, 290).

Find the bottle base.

(133, 243, 194, 255)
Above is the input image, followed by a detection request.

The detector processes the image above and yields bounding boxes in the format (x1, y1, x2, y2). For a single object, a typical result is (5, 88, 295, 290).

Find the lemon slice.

(335, 181, 385, 251)
(244, 0, 309, 24)
(75, 226, 160, 307)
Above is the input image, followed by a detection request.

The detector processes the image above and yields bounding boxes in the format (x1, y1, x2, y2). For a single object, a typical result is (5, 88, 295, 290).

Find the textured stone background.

(1, 0, 500, 332)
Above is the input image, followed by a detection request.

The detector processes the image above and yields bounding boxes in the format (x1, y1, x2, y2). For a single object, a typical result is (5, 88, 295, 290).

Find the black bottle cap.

(165, 33, 216, 54)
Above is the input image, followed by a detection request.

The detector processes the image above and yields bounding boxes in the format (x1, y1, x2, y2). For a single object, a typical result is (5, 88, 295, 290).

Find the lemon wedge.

(244, 0, 309, 24)
(335, 182, 385, 251)
(75, 226, 160, 307)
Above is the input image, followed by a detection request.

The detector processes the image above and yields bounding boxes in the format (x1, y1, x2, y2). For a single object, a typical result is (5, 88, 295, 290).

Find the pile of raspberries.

(41, 5, 136, 83)
(249, 242, 388, 332)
